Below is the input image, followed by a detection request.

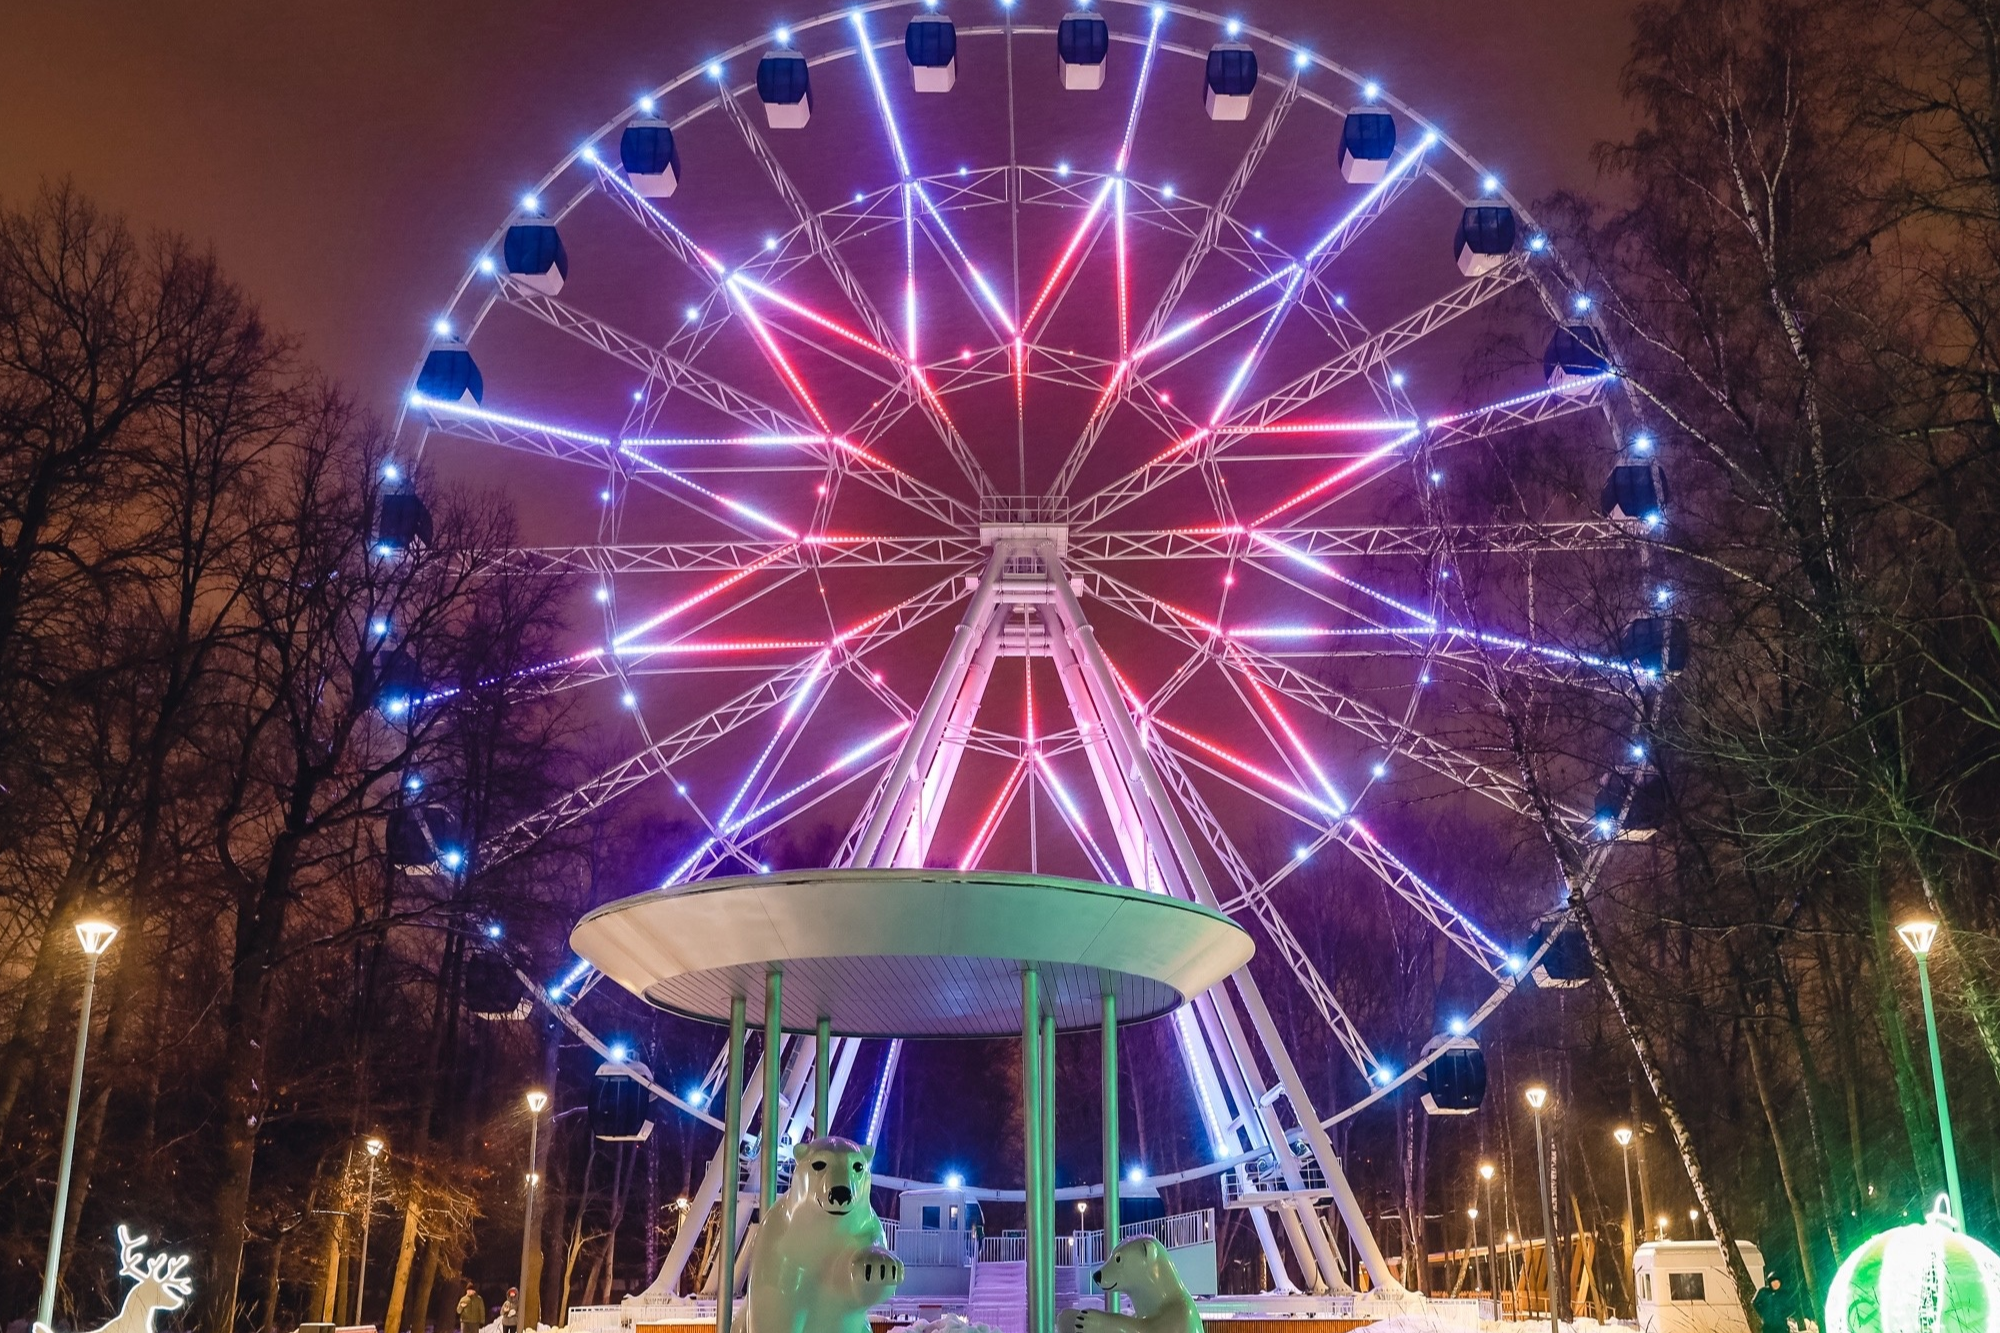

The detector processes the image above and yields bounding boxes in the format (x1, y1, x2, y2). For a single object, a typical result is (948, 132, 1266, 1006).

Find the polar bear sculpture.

(746, 1135, 903, 1333)
(1058, 1236, 1201, 1333)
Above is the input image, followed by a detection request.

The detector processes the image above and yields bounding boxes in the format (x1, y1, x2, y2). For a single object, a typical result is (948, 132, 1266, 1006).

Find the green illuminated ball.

(1826, 1218, 2000, 1333)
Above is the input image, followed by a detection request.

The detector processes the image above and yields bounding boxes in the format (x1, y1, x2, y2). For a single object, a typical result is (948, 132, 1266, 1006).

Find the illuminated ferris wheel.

(398, 0, 1666, 1300)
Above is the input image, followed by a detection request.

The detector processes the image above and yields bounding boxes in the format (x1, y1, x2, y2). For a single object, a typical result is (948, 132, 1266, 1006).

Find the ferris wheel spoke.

(1201, 143, 1432, 428)
(497, 283, 807, 435)
(1144, 693, 1511, 981)
(1146, 739, 1380, 1074)
(411, 396, 619, 470)
(1071, 520, 1633, 563)
(1081, 567, 1546, 819)
(480, 652, 833, 866)
(1050, 76, 1305, 499)
(1071, 265, 1527, 528)
(502, 535, 981, 576)
(1226, 261, 1529, 435)
(1424, 373, 1613, 450)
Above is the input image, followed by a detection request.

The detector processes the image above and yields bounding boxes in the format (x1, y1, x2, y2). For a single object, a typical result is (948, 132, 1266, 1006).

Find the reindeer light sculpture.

(34, 1227, 193, 1333)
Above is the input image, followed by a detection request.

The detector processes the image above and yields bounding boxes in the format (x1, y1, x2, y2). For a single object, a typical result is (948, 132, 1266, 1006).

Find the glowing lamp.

(1614, 1127, 1633, 1148)
(1524, 1085, 1548, 1111)
(1468, 1206, 1479, 1220)
(1478, 1163, 1495, 1181)
(526, 1090, 549, 1114)
(944, 1172, 964, 1189)
(365, 1137, 385, 1156)
(1898, 919, 1941, 958)
(74, 921, 119, 956)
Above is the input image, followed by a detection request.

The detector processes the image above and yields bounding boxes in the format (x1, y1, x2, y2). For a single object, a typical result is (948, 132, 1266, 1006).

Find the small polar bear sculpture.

(746, 1134, 904, 1333)
(1058, 1236, 1201, 1333)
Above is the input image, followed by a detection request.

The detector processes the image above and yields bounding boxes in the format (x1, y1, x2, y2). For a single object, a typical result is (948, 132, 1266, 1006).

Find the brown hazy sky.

(0, 1, 1637, 408)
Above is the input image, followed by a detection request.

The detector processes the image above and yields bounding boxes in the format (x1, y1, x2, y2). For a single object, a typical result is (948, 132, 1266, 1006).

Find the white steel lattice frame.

(399, 0, 1657, 1303)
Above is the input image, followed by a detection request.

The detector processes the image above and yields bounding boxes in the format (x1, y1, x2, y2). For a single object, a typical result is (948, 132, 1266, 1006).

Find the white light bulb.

(1482, 175, 1499, 193)
(1363, 81, 1380, 100)
(622, 691, 637, 708)
(477, 256, 495, 274)
(1162, 183, 1176, 198)
(1294, 50, 1310, 69)
(595, 587, 610, 603)
(521, 193, 539, 213)
(432, 318, 451, 337)
(776, 26, 791, 44)
(639, 96, 656, 114)
(1226, 18, 1242, 36)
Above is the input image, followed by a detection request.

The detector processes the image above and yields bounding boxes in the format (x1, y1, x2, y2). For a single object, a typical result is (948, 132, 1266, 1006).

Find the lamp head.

(75, 920, 119, 955)
(1614, 1126, 1634, 1147)
(1897, 919, 1940, 958)
(1478, 1162, 1495, 1181)
(1468, 1206, 1479, 1220)
(1524, 1085, 1549, 1111)
(365, 1137, 385, 1157)
(526, 1089, 549, 1114)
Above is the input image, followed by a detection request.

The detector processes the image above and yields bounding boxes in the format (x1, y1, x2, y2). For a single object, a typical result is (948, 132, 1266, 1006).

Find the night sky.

(0, 1, 1636, 408)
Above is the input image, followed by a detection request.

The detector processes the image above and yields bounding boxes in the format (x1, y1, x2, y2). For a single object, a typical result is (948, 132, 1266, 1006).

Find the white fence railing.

(972, 1211, 1214, 1269)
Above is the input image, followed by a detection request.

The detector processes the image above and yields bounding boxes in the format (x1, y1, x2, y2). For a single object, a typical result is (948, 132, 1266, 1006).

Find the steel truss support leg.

(1039, 548, 1405, 1297)
(854, 549, 1008, 867)
(1042, 595, 1308, 1293)
(717, 997, 747, 1333)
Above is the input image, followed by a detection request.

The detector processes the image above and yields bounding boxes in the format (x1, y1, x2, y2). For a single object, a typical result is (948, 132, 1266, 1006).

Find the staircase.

(966, 1260, 1027, 1333)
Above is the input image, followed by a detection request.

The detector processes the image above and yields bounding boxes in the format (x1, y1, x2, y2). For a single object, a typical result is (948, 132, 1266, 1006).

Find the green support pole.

(815, 1017, 832, 1140)
(1041, 1013, 1057, 1333)
(762, 971, 783, 1215)
(1101, 991, 1119, 1311)
(1021, 968, 1043, 1333)
(1916, 955, 1966, 1224)
(718, 997, 747, 1333)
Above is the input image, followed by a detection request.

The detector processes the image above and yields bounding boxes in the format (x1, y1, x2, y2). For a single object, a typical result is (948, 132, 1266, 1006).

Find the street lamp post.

(1898, 920, 1964, 1225)
(37, 920, 118, 1328)
(357, 1137, 385, 1324)
(519, 1090, 549, 1331)
(1525, 1086, 1558, 1332)
(1656, 1214, 1669, 1242)
(1614, 1128, 1636, 1290)
(1478, 1163, 1498, 1308)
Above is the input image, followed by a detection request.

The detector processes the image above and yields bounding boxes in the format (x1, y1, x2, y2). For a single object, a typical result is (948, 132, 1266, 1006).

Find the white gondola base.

(1061, 59, 1107, 91)
(628, 164, 679, 199)
(1340, 148, 1388, 184)
(913, 59, 956, 93)
(1205, 86, 1252, 121)
(765, 94, 811, 130)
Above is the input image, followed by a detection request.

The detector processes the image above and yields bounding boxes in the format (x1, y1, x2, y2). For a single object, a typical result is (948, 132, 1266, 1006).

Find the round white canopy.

(571, 869, 1255, 1037)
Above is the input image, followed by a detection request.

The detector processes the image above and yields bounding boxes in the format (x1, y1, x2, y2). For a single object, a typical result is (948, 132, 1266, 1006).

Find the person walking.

(457, 1283, 487, 1333)
(499, 1288, 520, 1332)
(1752, 1273, 1793, 1331)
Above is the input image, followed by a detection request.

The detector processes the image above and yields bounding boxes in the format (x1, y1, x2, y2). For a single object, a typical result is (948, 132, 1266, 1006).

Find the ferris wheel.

(398, 0, 1662, 1302)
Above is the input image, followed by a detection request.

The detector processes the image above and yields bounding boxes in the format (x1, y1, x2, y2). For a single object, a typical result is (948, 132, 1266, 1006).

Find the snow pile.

(900, 1316, 1002, 1333)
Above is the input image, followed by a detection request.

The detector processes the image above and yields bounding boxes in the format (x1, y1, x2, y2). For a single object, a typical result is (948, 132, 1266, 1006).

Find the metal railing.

(1121, 1209, 1216, 1251)
(894, 1228, 977, 1267)
(978, 1234, 1027, 1263)
(974, 1211, 1215, 1270)
(979, 495, 1072, 527)
(1219, 1149, 1328, 1206)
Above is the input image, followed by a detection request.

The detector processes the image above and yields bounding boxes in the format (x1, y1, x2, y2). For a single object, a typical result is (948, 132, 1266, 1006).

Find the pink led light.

(613, 638, 826, 656)
(729, 275, 898, 361)
(1249, 430, 1418, 526)
(726, 292, 833, 435)
(1234, 653, 1349, 812)
(611, 547, 796, 645)
(959, 757, 1028, 870)
(1234, 419, 1419, 434)
(1022, 179, 1114, 335)
(1116, 180, 1130, 357)
(623, 434, 831, 447)
(1150, 713, 1340, 819)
